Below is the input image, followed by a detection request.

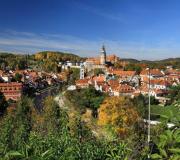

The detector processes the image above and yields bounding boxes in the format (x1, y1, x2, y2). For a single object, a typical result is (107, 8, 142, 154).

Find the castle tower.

(100, 45, 106, 65)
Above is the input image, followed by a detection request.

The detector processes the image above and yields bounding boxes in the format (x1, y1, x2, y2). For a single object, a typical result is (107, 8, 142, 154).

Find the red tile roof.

(109, 69, 136, 77)
(112, 84, 134, 93)
(0, 82, 22, 87)
(76, 79, 89, 85)
(140, 69, 163, 76)
(108, 79, 119, 86)
(93, 75, 105, 82)
(150, 79, 170, 86)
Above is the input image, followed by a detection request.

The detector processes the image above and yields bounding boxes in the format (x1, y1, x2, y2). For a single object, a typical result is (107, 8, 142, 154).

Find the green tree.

(14, 73, 22, 82)
(0, 96, 33, 154)
(43, 96, 68, 135)
(65, 86, 106, 117)
(124, 63, 142, 74)
(151, 129, 180, 160)
(68, 68, 80, 85)
(167, 85, 180, 104)
(0, 92, 8, 114)
(94, 68, 105, 75)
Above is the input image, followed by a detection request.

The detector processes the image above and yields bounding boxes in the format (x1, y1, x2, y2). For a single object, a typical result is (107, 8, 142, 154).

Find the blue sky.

(0, 0, 180, 60)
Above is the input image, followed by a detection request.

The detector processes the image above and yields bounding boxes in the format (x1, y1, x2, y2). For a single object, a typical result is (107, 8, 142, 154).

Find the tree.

(68, 68, 80, 85)
(124, 63, 142, 74)
(167, 85, 180, 104)
(94, 68, 105, 75)
(132, 94, 147, 118)
(43, 96, 68, 135)
(14, 73, 22, 82)
(151, 129, 180, 160)
(0, 91, 8, 114)
(98, 96, 139, 137)
(65, 86, 106, 117)
(0, 96, 33, 152)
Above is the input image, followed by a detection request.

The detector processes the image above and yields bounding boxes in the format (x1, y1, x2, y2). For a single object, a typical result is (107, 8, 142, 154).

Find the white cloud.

(0, 30, 179, 60)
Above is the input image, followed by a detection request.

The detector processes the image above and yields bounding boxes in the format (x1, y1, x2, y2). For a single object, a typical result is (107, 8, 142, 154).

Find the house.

(107, 69, 136, 82)
(75, 78, 90, 88)
(165, 69, 180, 84)
(140, 69, 164, 84)
(150, 79, 170, 90)
(107, 79, 119, 86)
(111, 84, 134, 96)
(0, 82, 23, 101)
(67, 85, 77, 91)
(92, 75, 106, 83)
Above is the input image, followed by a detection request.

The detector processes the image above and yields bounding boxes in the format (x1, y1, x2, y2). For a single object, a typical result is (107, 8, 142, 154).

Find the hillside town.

(1, 0, 180, 159)
(70, 46, 179, 105)
(1, 52, 180, 160)
(0, 46, 179, 107)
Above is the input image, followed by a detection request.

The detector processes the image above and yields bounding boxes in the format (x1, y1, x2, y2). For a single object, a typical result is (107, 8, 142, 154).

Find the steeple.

(100, 45, 106, 65)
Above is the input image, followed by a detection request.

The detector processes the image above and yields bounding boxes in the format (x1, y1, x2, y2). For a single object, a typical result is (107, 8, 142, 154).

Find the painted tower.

(100, 45, 106, 65)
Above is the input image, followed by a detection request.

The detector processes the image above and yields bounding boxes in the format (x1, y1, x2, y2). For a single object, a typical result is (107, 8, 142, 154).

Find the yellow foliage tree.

(98, 96, 139, 136)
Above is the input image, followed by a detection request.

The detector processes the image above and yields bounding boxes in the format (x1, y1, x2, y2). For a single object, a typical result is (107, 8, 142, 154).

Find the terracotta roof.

(0, 82, 23, 87)
(150, 79, 170, 86)
(76, 79, 89, 85)
(93, 75, 105, 82)
(102, 84, 111, 92)
(109, 70, 136, 77)
(86, 57, 101, 65)
(108, 79, 119, 86)
(112, 84, 134, 93)
(166, 69, 180, 75)
(140, 85, 149, 93)
(140, 69, 163, 76)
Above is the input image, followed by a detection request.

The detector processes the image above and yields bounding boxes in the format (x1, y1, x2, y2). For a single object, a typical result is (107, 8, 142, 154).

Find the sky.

(0, 0, 180, 60)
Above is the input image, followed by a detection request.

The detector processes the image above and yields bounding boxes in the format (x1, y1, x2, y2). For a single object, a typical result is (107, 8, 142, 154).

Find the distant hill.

(0, 51, 179, 68)
(121, 58, 140, 63)
(141, 58, 180, 69)
(156, 57, 180, 62)
(121, 57, 180, 63)
(34, 51, 84, 62)
(120, 57, 180, 69)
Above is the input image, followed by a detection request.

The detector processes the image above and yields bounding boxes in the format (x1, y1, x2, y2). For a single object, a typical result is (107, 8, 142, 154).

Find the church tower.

(100, 45, 106, 65)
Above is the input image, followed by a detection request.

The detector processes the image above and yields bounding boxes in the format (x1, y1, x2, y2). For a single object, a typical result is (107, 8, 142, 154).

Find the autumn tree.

(98, 96, 139, 137)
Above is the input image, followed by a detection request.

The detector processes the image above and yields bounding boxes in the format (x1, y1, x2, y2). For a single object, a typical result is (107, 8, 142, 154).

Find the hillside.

(34, 51, 84, 62)
(121, 57, 180, 69)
